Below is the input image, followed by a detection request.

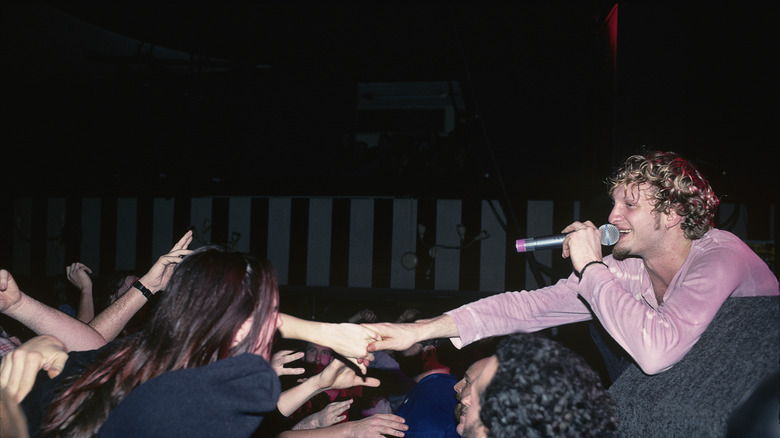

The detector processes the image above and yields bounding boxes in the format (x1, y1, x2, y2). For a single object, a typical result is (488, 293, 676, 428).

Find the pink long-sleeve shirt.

(446, 229, 779, 374)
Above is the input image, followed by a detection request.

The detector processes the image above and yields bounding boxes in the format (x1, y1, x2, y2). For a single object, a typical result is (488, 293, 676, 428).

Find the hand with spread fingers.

(292, 399, 353, 430)
(271, 350, 305, 377)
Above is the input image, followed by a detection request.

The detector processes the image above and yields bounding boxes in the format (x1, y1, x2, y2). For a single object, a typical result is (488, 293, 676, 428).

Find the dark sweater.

(20, 342, 281, 438)
(98, 354, 280, 437)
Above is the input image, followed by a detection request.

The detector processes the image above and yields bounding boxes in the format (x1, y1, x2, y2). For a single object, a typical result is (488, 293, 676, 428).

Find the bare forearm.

(88, 286, 148, 341)
(278, 313, 318, 342)
(76, 289, 95, 323)
(278, 314, 376, 360)
(276, 376, 324, 417)
(414, 314, 459, 341)
(5, 293, 107, 351)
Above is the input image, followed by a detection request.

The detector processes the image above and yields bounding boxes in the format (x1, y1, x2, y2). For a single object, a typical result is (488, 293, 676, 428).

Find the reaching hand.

(337, 414, 408, 437)
(317, 358, 380, 391)
(293, 399, 353, 430)
(0, 270, 23, 314)
(362, 322, 419, 353)
(66, 263, 93, 292)
(270, 350, 305, 377)
(138, 230, 194, 292)
(320, 323, 379, 362)
(0, 335, 68, 403)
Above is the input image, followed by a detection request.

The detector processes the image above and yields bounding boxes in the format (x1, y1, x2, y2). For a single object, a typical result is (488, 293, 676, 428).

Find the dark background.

(3, 1, 776, 205)
(1, 1, 777, 383)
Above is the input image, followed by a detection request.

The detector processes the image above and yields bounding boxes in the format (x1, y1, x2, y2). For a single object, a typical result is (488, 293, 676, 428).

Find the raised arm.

(88, 230, 193, 341)
(0, 269, 106, 351)
(66, 263, 95, 323)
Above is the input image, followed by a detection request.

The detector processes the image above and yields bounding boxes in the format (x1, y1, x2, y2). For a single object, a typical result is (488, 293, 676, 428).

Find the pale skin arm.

(363, 314, 459, 353)
(0, 270, 106, 352)
(276, 357, 380, 417)
(278, 314, 378, 372)
(66, 263, 95, 323)
(88, 231, 193, 341)
(278, 414, 408, 438)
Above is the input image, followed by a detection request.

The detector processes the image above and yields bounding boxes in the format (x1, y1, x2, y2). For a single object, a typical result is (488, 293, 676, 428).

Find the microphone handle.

(516, 234, 567, 252)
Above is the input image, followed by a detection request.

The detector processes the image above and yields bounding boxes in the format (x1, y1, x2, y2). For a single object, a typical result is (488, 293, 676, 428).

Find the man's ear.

(665, 206, 683, 230)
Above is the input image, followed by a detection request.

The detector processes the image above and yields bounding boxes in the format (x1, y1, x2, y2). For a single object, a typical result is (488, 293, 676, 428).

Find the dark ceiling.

(2, 1, 777, 201)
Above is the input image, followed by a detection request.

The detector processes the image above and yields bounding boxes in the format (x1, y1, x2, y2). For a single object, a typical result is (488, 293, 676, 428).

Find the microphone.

(516, 223, 619, 252)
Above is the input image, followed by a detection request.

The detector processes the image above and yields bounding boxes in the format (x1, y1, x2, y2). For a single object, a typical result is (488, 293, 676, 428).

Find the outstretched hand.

(271, 350, 305, 377)
(362, 322, 418, 353)
(0, 335, 68, 403)
(337, 414, 408, 438)
(138, 230, 194, 292)
(292, 399, 353, 430)
(317, 357, 380, 391)
(0, 270, 22, 314)
(319, 323, 378, 363)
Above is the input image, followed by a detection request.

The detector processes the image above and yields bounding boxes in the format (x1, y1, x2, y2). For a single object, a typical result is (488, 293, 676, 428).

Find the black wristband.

(132, 279, 153, 300)
(577, 260, 607, 280)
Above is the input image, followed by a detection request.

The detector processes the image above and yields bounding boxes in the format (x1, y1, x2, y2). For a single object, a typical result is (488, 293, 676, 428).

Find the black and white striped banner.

(6, 196, 763, 294)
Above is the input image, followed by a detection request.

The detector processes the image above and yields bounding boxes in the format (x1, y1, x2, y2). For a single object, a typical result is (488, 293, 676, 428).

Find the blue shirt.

(395, 373, 460, 438)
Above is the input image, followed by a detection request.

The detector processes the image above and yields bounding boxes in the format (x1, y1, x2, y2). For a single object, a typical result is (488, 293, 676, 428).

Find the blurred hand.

(66, 263, 93, 292)
(337, 414, 408, 437)
(270, 350, 305, 377)
(292, 399, 353, 430)
(347, 309, 377, 324)
(317, 357, 380, 391)
(0, 335, 68, 403)
(0, 270, 22, 313)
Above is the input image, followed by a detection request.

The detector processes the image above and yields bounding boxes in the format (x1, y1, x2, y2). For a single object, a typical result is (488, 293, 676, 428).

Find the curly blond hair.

(608, 150, 719, 240)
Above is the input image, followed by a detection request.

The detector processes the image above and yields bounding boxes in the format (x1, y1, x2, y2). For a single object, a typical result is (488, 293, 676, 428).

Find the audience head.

(96, 270, 137, 311)
(303, 342, 334, 374)
(461, 333, 620, 438)
(454, 356, 492, 435)
(396, 337, 456, 381)
(394, 309, 457, 379)
(608, 149, 719, 240)
(42, 246, 282, 437)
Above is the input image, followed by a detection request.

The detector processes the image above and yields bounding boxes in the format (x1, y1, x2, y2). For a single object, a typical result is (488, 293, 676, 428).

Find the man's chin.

(612, 246, 630, 261)
(456, 419, 465, 435)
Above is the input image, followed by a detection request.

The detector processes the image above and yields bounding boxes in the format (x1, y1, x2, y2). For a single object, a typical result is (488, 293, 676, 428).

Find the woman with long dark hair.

(2, 241, 384, 437)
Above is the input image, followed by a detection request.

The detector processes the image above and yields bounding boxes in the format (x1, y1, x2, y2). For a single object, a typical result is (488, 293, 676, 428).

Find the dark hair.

(41, 246, 279, 437)
(95, 270, 138, 313)
(480, 333, 619, 437)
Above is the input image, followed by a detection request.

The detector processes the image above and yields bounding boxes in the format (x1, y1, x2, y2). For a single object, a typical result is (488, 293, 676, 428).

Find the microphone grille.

(599, 223, 619, 246)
